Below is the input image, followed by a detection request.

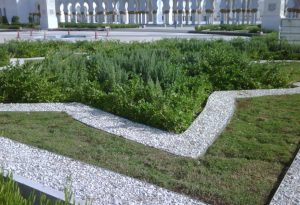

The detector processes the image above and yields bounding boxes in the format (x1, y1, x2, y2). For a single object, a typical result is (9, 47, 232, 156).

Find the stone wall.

(280, 19, 300, 44)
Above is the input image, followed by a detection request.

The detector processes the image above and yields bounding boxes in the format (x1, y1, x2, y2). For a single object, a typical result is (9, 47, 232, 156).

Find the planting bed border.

(0, 137, 206, 205)
(0, 84, 300, 204)
(0, 83, 299, 158)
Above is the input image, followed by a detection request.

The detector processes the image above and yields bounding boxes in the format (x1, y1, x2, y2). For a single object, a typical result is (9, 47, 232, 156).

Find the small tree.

(28, 15, 34, 23)
(1, 16, 9, 24)
(11, 16, 20, 24)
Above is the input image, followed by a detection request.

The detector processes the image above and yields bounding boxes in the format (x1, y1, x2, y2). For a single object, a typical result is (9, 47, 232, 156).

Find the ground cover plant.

(0, 94, 299, 205)
(0, 172, 75, 205)
(0, 35, 300, 132)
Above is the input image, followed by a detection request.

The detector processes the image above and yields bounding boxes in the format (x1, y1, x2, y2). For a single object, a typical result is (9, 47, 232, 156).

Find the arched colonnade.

(54, 0, 263, 25)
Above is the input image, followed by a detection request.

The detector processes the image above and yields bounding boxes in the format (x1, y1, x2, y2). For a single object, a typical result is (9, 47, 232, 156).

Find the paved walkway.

(0, 30, 244, 43)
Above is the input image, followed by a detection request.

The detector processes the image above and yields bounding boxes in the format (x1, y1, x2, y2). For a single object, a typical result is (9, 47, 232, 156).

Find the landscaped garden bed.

(0, 33, 300, 204)
(0, 34, 300, 133)
(0, 94, 299, 205)
(195, 24, 262, 33)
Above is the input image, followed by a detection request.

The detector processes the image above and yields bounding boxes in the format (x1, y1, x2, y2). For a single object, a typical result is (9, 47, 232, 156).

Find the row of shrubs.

(195, 24, 261, 33)
(0, 15, 20, 25)
(59, 22, 139, 29)
(0, 35, 298, 132)
(0, 15, 38, 30)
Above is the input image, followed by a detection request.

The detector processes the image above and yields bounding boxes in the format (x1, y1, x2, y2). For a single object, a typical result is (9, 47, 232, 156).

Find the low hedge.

(195, 24, 261, 33)
(0, 23, 38, 29)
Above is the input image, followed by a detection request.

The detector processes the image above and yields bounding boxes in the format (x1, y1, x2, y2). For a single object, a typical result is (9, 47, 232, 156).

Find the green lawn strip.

(0, 94, 300, 205)
(276, 62, 300, 83)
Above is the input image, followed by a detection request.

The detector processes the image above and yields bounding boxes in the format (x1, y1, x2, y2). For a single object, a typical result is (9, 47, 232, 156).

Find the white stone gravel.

(0, 84, 299, 205)
(0, 84, 299, 158)
(0, 137, 205, 205)
(270, 150, 300, 205)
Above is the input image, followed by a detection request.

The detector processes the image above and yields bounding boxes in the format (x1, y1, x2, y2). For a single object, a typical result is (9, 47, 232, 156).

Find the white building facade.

(0, 0, 299, 27)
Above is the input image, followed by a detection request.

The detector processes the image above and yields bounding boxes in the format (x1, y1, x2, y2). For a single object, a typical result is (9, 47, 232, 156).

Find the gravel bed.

(0, 85, 299, 158)
(0, 137, 205, 205)
(270, 149, 300, 205)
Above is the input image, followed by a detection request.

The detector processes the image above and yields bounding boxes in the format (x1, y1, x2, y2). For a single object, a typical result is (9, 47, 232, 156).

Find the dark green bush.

(195, 24, 261, 33)
(0, 48, 9, 67)
(11, 16, 20, 24)
(1, 16, 9, 24)
(28, 15, 34, 23)
(0, 65, 63, 103)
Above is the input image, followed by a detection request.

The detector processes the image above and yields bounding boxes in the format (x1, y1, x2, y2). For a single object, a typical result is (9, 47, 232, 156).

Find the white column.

(140, 0, 147, 24)
(204, 0, 214, 24)
(197, 0, 202, 24)
(63, 3, 69, 22)
(162, 0, 170, 24)
(233, 0, 242, 24)
(185, 0, 190, 24)
(152, 0, 158, 24)
(178, 0, 184, 25)
(128, 0, 136, 23)
(220, 0, 226, 24)
(55, 1, 61, 23)
(96, 0, 105, 23)
(119, 0, 127, 24)
(191, 0, 197, 24)
(87, 0, 94, 23)
(249, 0, 258, 24)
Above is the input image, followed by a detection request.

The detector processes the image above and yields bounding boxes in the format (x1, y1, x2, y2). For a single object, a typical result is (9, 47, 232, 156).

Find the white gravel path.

(0, 84, 299, 205)
(0, 84, 299, 158)
(0, 137, 205, 205)
(270, 149, 300, 205)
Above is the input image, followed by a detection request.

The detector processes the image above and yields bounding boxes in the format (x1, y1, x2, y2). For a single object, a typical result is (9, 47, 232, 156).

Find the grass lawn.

(277, 62, 300, 83)
(0, 94, 300, 205)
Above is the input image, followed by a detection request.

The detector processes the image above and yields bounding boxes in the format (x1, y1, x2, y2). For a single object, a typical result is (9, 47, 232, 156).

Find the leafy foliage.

(195, 24, 261, 33)
(0, 37, 299, 132)
(11, 16, 20, 24)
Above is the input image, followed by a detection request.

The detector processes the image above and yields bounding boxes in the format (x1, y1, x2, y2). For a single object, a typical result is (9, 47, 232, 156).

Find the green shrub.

(11, 16, 20, 24)
(0, 65, 64, 103)
(28, 15, 34, 23)
(0, 38, 298, 132)
(195, 24, 261, 33)
(0, 48, 9, 67)
(1, 16, 8, 24)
